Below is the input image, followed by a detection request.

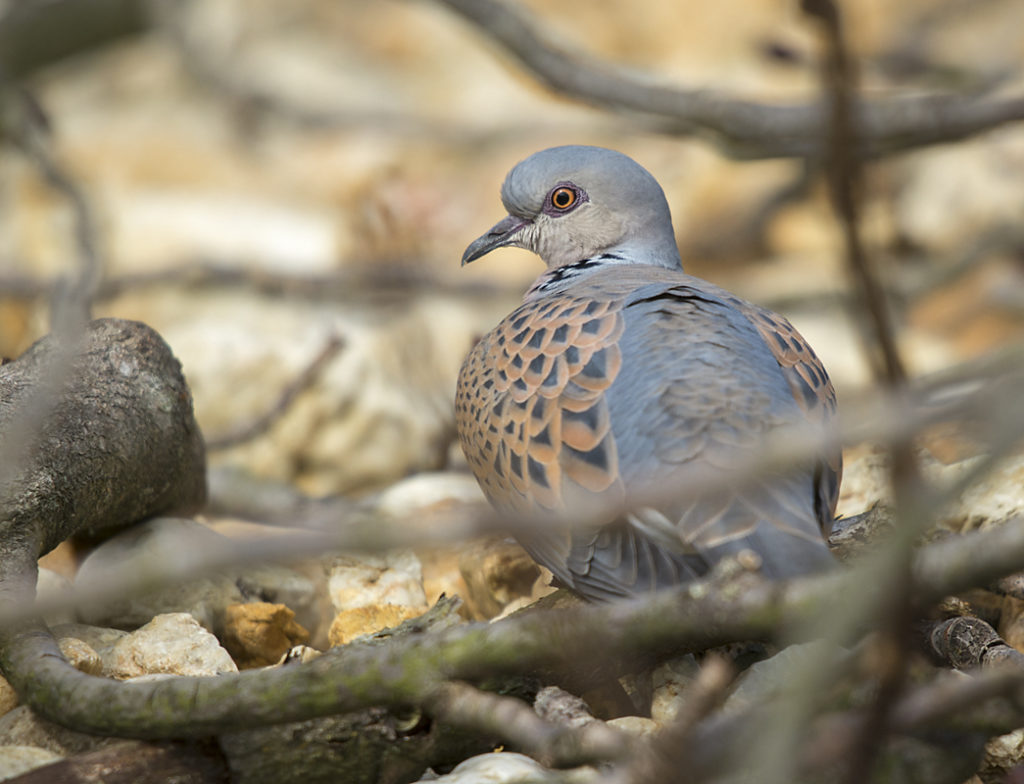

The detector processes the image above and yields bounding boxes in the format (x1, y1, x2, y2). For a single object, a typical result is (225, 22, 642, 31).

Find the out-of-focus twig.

(0, 260, 520, 307)
(426, 681, 631, 768)
(0, 73, 104, 507)
(614, 655, 735, 784)
(205, 334, 345, 451)
(0, 73, 101, 334)
(147, 0, 630, 145)
(748, 2, 919, 782)
(428, 0, 1024, 160)
(804, 0, 904, 386)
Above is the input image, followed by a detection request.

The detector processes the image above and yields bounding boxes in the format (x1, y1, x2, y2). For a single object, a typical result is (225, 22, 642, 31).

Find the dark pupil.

(554, 190, 572, 207)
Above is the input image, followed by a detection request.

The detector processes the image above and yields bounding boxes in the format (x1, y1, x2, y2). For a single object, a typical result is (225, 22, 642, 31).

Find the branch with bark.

(428, 0, 1024, 160)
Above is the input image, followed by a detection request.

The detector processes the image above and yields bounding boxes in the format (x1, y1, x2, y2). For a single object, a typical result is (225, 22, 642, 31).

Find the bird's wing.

(455, 278, 835, 600)
(728, 300, 842, 534)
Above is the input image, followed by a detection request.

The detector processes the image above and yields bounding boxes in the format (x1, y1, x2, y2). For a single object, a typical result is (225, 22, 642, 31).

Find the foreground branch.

(0, 319, 206, 556)
(3, 512, 1024, 742)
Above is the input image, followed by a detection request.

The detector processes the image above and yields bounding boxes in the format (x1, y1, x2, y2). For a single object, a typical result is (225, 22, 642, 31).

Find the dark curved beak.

(461, 214, 530, 266)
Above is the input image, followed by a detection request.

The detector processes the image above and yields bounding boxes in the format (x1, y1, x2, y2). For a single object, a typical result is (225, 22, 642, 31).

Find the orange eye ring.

(550, 187, 576, 210)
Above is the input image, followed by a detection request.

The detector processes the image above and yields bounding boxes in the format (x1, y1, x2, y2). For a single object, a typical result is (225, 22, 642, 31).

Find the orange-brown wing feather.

(731, 302, 842, 532)
(455, 295, 626, 518)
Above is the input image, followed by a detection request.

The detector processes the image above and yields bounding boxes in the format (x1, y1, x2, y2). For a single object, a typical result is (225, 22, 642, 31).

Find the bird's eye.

(550, 187, 576, 210)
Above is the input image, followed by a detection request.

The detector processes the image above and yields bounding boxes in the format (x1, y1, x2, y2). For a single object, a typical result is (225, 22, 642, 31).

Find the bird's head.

(462, 145, 683, 271)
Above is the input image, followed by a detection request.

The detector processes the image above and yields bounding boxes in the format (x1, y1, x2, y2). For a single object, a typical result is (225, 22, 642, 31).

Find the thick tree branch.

(3, 510, 1024, 743)
(0, 319, 206, 556)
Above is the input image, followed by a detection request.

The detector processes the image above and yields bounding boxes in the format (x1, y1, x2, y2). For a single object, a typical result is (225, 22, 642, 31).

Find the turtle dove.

(455, 146, 840, 602)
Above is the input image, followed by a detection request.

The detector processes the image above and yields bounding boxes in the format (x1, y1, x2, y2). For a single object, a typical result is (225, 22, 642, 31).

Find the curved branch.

(5, 510, 1024, 742)
(430, 0, 1024, 160)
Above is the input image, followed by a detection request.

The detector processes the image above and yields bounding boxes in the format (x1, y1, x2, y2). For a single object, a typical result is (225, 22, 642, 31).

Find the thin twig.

(614, 655, 735, 784)
(205, 334, 345, 451)
(0, 260, 520, 306)
(426, 681, 631, 768)
(803, 1, 919, 780)
(0, 75, 101, 334)
(804, 0, 905, 385)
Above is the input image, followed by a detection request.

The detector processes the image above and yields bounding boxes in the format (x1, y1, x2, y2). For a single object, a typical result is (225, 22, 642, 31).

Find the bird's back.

(455, 262, 839, 601)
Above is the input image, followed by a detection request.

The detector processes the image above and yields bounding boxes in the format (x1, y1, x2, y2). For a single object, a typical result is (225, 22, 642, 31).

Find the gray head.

(462, 145, 682, 271)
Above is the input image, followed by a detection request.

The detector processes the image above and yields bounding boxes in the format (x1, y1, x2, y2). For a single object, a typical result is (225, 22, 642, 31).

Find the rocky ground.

(2, 0, 1024, 781)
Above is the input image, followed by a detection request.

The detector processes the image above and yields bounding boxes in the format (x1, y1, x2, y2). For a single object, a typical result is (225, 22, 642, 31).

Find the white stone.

(373, 472, 486, 519)
(327, 550, 427, 613)
(415, 752, 569, 783)
(107, 613, 237, 678)
(650, 655, 700, 724)
(51, 623, 128, 677)
(606, 716, 658, 738)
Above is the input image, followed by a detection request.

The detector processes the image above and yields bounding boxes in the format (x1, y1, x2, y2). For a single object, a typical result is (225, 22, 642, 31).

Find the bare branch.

(426, 681, 631, 768)
(428, 0, 1024, 160)
(205, 334, 345, 451)
(924, 616, 1024, 670)
(0, 75, 101, 334)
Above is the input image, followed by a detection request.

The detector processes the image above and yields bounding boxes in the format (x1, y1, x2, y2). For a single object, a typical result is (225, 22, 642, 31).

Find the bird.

(454, 145, 840, 602)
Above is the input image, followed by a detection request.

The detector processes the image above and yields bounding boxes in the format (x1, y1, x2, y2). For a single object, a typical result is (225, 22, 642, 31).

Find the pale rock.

(289, 297, 481, 495)
(897, 130, 1024, 253)
(221, 603, 309, 669)
(107, 189, 343, 275)
(328, 604, 424, 648)
(136, 294, 484, 497)
(980, 727, 1024, 780)
(235, 564, 320, 642)
(650, 655, 701, 724)
(835, 444, 889, 520)
(606, 716, 658, 738)
(0, 745, 63, 780)
(836, 445, 1024, 530)
(34, 568, 76, 626)
(56, 638, 102, 676)
(0, 678, 17, 720)
(372, 473, 491, 614)
(457, 538, 542, 619)
(74, 518, 316, 636)
(414, 751, 566, 783)
(373, 472, 487, 518)
(533, 686, 596, 728)
(938, 451, 1024, 531)
(273, 645, 322, 666)
(51, 624, 128, 677)
(417, 546, 472, 613)
(327, 550, 427, 613)
(107, 613, 237, 678)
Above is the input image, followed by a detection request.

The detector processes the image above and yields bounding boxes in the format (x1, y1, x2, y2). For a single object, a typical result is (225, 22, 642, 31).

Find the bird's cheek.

(580, 208, 623, 248)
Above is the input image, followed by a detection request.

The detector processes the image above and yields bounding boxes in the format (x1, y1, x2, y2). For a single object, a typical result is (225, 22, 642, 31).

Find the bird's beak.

(461, 214, 530, 266)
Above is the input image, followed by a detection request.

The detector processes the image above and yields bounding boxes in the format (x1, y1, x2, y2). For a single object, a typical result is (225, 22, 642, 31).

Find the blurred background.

(2, 0, 1024, 505)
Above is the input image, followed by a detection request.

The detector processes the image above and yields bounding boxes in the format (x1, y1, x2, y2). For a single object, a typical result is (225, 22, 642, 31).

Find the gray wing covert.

(600, 284, 834, 585)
